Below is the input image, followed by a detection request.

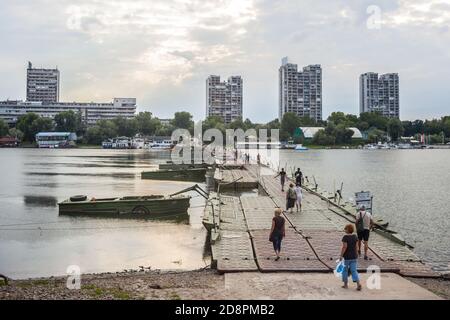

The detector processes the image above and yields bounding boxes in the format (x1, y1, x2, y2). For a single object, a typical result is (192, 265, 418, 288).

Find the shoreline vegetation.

(0, 268, 449, 300)
(1, 110, 450, 148)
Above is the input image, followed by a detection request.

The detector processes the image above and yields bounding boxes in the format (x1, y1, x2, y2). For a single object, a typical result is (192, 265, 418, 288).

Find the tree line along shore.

(1, 110, 450, 147)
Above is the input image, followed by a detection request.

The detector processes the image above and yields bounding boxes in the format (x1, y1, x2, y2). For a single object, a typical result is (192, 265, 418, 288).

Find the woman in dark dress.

(269, 208, 285, 261)
(340, 224, 362, 291)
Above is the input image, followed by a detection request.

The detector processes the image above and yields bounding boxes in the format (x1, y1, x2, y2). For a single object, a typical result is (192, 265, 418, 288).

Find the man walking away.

(275, 168, 287, 191)
(355, 205, 373, 260)
(294, 168, 303, 186)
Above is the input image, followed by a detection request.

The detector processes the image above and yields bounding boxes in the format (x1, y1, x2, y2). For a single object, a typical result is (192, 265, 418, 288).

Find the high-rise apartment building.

(360, 72, 399, 118)
(279, 57, 322, 122)
(206, 75, 242, 124)
(26, 61, 60, 102)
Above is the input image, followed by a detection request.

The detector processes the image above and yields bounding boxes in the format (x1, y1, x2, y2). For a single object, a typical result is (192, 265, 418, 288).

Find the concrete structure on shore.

(206, 75, 243, 124)
(279, 57, 322, 122)
(26, 61, 60, 103)
(360, 72, 400, 118)
(0, 98, 136, 126)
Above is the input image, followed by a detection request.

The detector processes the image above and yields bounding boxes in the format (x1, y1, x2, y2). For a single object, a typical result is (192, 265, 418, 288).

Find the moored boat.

(58, 194, 190, 217)
(141, 168, 208, 181)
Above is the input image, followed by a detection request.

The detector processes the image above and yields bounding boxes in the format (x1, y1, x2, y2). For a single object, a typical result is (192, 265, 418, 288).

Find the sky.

(0, 0, 449, 122)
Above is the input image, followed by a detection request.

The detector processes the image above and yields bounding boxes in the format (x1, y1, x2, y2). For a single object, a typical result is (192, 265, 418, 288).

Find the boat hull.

(58, 196, 191, 217)
(141, 168, 207, 182)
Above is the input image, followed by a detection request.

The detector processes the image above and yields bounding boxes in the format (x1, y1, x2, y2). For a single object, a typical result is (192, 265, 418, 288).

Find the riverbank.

(0, 269, 448, 300)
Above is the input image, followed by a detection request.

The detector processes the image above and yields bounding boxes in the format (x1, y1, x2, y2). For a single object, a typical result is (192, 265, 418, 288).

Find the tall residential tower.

(279, 57, 322, 122)
(26, 61, 60, 102)
(360, 72, 399, 118)
(206, 75, 242, 124)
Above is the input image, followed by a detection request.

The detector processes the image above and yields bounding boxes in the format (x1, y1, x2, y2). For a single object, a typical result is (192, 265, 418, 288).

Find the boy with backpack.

(355, 205, 373, 260)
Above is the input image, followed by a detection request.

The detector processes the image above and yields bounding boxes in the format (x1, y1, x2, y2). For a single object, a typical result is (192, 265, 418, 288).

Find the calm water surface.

(1, 148, 449, 278)
(0, 149, 209, 279)
(278, 149, 450, 272)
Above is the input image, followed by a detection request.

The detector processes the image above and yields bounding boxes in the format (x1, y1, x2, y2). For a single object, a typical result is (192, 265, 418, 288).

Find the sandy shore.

(1, 269, 448, 300)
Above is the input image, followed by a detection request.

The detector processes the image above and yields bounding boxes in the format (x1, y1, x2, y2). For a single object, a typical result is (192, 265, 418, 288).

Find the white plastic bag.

(334, 259, 345, 278)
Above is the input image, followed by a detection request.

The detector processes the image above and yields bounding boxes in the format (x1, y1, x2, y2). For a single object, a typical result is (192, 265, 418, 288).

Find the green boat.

(158, 162, 211, 170)
(141, 168, 208, 182)
(58, 194, 191, 217)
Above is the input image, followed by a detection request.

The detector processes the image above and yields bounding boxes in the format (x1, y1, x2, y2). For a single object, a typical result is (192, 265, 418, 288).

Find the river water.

(0, 148, 449, 279)
(277, 149, 450, 273)
(0, 149, 209, 279)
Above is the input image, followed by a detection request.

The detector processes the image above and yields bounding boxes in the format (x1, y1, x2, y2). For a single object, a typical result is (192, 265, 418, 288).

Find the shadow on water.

(23, 195, 58, 207)
(24, 172, 137, 179)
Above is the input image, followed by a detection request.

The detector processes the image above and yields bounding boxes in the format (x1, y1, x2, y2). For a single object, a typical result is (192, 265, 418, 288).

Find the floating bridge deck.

(205, 163, 439, 278)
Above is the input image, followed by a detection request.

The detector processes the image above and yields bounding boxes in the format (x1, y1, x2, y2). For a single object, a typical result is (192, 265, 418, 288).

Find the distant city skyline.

(0, 0, 449, 122)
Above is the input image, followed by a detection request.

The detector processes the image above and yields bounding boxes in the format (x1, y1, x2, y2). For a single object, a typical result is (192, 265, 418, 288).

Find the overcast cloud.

(0, 0, 449, 122)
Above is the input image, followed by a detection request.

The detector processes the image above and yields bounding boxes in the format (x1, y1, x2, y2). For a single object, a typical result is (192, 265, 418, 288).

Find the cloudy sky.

(0, 0, 449, 122)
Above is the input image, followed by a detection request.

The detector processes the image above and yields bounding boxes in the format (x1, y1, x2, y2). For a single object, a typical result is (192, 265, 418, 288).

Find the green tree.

(16, 113, 39, 142)
(228, 117, 245, 130)
(113, 117, 138, 137)
(54, 110, 82, 133)
(202, 116, 224, 132)
(17, 113, 53, 142)
(172, 112, 193, 130)
(281, 112, 301, 141)
(387, 118, 404, 141)
(312, 130, 335, 145)
(0, 119, 9, 136)
(135, 112, 161, 136)
(8, 128, 24, 141)
(367, 128, 386, 143)
(359, 112, 389, 131)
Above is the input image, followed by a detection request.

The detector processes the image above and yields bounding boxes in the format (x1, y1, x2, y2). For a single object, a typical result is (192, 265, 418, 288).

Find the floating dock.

(205, 163, 439, 278)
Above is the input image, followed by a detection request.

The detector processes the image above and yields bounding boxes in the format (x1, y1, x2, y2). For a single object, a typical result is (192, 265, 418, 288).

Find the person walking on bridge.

(275, 168, 287, 191)
(295, 183, 302, 212)
(340, 224, 362, 291)
(294, 168, 303, 186)
(286, 183, 297, 213)
(355, 205, 373, 260)
(269, 208, 285, 261)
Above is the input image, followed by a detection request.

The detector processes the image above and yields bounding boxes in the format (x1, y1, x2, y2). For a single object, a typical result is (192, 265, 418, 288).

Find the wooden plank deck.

(205, 163, 440, 277)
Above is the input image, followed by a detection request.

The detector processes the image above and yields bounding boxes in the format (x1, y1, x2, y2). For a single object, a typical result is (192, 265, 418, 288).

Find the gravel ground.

(1, 269, 448, 300)
(406, 277, 450, 300)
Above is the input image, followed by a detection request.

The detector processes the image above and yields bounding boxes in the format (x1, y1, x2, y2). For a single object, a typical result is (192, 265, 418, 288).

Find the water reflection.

(24, 172, 137, 178)
(23, 195, 58, 207)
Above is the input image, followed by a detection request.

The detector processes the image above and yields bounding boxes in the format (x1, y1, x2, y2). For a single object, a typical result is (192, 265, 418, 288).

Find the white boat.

(294, 144, 308, 151)
(147, 140, 174, 150)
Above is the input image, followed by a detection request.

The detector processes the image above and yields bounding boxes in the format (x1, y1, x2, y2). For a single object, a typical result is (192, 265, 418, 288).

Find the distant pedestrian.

(257, 153, 261, 165)
(355, 205, 373, 260)
(294, 168, 303, 186)
(269, 208, 285, 261)
(295, 183, 302, 212)
(340, 224, 362, 291)
(275, 168, 287, 191)
(286, 183, 296, 213)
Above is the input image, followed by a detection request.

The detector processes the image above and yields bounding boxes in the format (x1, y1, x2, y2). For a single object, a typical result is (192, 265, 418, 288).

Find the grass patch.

(32, 279, 50, 286)
(0, 279, 7, 287)
(83, 284, 132, 300)
(169, 292, 181, 300)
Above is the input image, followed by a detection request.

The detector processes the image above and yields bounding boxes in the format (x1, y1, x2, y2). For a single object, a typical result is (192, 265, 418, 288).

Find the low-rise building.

(35, 132, 77, 148)
(0, 98, 136, 126)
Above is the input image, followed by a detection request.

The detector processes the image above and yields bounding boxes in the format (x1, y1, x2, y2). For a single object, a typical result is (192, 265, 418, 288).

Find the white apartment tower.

(360, 72, 399, 118)
(279, 57, 322, 122)
(206, 75, 242, 124)
(26, 61, 60, 102)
